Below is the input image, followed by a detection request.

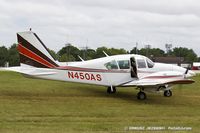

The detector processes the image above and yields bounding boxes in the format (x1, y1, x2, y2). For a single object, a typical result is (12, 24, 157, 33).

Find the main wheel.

(164, 90, 172, 97)
(137, 91, 146, 100)
(107, 87, 116, 94)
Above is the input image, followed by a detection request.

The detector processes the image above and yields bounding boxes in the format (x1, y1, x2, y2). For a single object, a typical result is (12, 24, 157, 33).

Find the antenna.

(78, 55, 84, 61)
(103, 51, 109, 57)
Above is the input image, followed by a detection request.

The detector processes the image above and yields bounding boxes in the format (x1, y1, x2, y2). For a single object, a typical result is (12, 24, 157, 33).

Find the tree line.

(0, 43, 199, 67)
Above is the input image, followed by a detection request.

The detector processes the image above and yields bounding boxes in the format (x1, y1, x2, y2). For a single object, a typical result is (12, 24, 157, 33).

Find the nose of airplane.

(172, 65, 196, 77)
(172, 65, 186, 73)
(187, 70, 196, 77)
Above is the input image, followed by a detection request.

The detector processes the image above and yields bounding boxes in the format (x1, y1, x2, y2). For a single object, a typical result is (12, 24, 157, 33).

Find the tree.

(8, 44, 20, 66)
(130, 47, 137, 54)
(95, 46, 127, 58)
(171, 47, 198, 62)
(58, 44, 80, 61)
(109, 48, 127, 55)
(80, 48, 96, 60)
(0, 46, 8, 66)
(139, 48, 165, 57)
(95, 47, 110, 58)
(86, 49, 96, 60)
(150, 48, 165, 57)
(48, 49, 58, 60)
(59, 54, 75, 62)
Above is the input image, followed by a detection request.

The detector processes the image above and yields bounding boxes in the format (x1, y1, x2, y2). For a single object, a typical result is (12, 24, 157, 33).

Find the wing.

(122, 71, 195, 87)
(123, 78, 194, 87)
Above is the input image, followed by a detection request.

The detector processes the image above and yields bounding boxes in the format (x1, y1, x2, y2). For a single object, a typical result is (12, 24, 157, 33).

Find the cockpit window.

(104, 60, 118, 70)
(146, 58, 154, 68)
(137, 59, 146, 68)
(117, 60, 130, 69)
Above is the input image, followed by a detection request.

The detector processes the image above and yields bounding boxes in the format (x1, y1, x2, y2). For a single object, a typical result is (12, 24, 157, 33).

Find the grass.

(0, 71, 200, 133)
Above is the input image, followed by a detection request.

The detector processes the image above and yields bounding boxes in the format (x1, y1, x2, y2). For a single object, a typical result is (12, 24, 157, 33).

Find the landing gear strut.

(107, 86, 116, 94)
(137, 91, 146, 100)
(164, 90, 172, 97)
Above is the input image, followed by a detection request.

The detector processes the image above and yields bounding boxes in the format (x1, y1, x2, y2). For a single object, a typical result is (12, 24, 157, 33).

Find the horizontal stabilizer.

(3, 67, 57, 76)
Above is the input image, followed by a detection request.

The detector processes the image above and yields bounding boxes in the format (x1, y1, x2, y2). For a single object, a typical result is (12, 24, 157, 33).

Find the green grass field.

(0, 71, 200, 133)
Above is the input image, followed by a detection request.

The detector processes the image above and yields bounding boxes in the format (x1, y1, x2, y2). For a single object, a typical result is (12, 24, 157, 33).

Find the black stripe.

(17, 34, 59, 67)
(19, 53, 48, 68)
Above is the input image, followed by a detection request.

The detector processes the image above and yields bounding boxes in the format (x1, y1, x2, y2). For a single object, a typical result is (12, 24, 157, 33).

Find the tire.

(137, 91, 146, 100)
(164, 90, 172, 97)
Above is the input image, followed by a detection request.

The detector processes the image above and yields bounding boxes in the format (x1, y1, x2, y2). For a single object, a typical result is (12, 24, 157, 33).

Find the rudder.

(17, 31, 59, 68)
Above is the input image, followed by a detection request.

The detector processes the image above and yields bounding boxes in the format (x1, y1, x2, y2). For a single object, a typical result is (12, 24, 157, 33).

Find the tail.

(17, 31, 59, 68)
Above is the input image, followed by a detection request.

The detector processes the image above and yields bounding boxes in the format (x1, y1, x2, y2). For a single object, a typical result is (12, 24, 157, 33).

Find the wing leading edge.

(122, 78, 194, 87)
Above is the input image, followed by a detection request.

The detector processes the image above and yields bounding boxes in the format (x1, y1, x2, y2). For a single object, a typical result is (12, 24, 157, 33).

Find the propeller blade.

(185, 68, 189, 74)
(184, 64, 190, 75)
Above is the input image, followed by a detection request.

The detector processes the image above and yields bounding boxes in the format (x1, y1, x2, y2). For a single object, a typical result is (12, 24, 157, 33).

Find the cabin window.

(117, 60, 130, 69)
(104, 60, 118, 70)
(146, 58, 154, 68)
(137, 59, 146, 68)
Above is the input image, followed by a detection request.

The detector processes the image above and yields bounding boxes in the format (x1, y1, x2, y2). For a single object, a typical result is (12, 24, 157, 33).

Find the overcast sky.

(1, 0, 200, 55)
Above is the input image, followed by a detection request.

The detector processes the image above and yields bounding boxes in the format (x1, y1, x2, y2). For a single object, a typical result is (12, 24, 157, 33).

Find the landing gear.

(137, 91, 146, 100)
(164, 90, 172, 97)
(107, 86, 116, 94)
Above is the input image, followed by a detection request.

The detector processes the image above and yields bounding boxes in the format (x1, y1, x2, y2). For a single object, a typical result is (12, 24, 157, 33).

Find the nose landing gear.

(107, 86, 116, 94)
(164, 90, 172, 97)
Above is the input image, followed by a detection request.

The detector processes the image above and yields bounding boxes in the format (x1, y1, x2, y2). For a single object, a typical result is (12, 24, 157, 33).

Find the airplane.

(6, 31, 196, 100)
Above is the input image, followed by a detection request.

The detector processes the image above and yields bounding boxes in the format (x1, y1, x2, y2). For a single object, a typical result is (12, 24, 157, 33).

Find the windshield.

(146, 58, 154, 68)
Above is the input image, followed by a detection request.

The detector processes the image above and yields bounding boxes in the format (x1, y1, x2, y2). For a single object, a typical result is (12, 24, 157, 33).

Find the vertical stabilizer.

(17, 31, 59, 68)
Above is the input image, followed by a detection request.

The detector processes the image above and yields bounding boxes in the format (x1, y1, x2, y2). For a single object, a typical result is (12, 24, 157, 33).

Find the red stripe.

(57, 66, 108, 72)
(18, 44, 55, 68)
(56, 66, 128, 73)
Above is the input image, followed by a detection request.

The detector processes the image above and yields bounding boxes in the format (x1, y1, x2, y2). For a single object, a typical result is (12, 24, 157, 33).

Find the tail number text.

(68, 71, 102, 81)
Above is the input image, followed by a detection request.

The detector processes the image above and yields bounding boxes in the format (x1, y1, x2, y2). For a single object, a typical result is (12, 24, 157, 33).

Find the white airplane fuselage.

(7, 31, 195, 100)
(20, 54, 195, 87)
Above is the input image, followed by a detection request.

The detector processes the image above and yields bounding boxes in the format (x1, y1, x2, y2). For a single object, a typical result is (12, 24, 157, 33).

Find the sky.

(1, 0, 200, 55)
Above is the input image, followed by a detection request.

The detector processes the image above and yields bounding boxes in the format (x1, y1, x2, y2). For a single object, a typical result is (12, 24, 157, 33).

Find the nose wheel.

(107, 86, 116, 94)
(137, 91, 146, 100)
(164, 90, 172, 97)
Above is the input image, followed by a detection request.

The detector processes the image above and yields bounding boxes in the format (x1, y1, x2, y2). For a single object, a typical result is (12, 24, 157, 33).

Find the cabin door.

(130, 57, 138, 78)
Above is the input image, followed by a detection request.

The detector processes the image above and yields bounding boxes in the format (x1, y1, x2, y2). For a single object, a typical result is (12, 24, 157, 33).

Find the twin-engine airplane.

(7, 31, 195, 100)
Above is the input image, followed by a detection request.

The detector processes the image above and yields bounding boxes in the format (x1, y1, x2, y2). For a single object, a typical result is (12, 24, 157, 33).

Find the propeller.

(179, 65, 191, 93)
(184, 68, 189, 75)
(184, 65, 190, 78)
